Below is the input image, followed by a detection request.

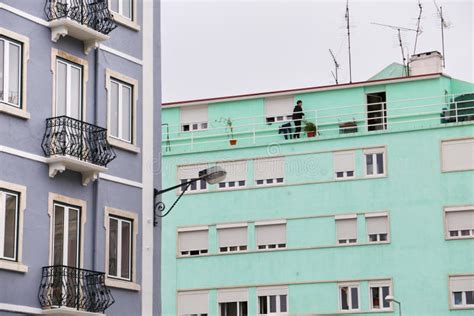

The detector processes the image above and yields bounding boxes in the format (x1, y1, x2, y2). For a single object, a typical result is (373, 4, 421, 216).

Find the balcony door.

(56, 58, 82, 120)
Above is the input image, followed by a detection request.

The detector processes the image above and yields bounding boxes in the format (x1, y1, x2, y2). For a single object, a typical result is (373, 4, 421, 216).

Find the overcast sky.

(161, 0, 473, 102)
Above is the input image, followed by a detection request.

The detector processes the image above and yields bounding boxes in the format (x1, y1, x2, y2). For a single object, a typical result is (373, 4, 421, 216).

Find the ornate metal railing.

(38, 266, 115, 313)
(44, 0, 117, 35)
(41, 116, 116, 167)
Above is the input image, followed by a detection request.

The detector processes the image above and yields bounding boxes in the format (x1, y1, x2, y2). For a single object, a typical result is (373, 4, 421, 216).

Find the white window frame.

(444, 206, 474, 240)
(441, 138, 474, 172)
(255, 221, 287, 251)
(219, 301, 248, 316)
(450, 275, 474, 309)
(55, 58, 83, 119)
(52, 202, 81, 267)
(110, 0, 133, 20)
(180, 105, 209, 132)
(257, 291, 288, 315)
(0, 37, 22, 108)
(108, 216, 132, 281)
(369, 281, 392, 311)
(365, 212, 390, 243)
(0, 190, 19, 261)
(109, 79, 133, 143)
(364, 147, 387, 177)
(338, 283, 360, 311)
(217, 223, 248, 253)
(180, 178, 208, 193)
(177, 227, 209, 257)
(218, 180, 246, 190)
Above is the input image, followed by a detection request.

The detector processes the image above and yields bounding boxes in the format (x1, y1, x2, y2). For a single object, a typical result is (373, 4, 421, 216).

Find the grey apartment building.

(0, 1, 161, 315)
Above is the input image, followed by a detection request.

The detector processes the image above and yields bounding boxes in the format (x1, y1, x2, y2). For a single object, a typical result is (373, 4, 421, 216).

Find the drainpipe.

(92, 47, 100, 271)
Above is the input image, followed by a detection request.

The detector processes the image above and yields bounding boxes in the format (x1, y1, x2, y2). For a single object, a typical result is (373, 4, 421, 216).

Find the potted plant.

(217, 117, 237, 145)
(304, 120, 317, 138)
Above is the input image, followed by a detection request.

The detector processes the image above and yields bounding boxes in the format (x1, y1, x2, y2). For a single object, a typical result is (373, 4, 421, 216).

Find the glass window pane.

(70, 66, 81, 120)
(258, 296, 267, 314)
(110, 82, 119, 137)
(341, 287, 349, 310)
(3, 194, 17, 259)
(269, 295, 277, 312)
(239, 302, 248, 316)
(453, 292, 463, 305)
(376, 153, 384, 174)
(121, 221, 131, 279)
(351, 287, 359, 309)
(56, 62, 67, 116)
(111, 0, 119, 12)
(0, 40, 4, 101)
(8, 43, 20, 106)
(371, 287, 380, 309)
(382, 286, 390, 308)
(280, 295, 287, 312)
(123, 0, 132, 19)
(366, 154, 374, 175)
(53, 205, 65, 266)
(122, 85, 132, 142)
(67, 208, 78, 267)
(466, 291, 474, 305)
(109, 218, 118, 276)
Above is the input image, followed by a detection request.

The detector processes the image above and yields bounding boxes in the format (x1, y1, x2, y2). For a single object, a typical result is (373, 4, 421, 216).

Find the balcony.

(38, 266, 114, 315)
(41, 116, 116, 186)
(162, 92, 474, 155)
(44, 0, 117, 54)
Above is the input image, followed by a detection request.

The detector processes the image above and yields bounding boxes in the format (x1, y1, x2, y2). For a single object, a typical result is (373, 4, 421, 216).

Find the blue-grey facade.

(0, 1, 161, 315)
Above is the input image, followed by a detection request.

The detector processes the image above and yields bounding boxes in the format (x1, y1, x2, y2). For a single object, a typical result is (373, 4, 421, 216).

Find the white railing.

(162, 92, 474, 152)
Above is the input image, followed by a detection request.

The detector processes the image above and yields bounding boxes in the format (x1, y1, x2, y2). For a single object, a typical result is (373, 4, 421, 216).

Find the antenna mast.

(413, 0, 423, 55)
(345, 0, 352, 83)
(329, 49, 340, 84)
(434, 0, 448, 67)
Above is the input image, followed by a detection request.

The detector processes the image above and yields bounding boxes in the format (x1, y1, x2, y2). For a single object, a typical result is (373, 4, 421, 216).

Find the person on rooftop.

(292, 100, 305, 139)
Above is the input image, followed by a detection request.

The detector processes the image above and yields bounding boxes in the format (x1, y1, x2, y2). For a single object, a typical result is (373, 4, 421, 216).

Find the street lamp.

(153, 166, 227, 225)
(385, 295, 402, 316)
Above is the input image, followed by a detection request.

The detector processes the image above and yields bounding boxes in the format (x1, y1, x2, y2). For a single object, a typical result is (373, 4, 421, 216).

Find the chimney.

(409, 51, 443, 76)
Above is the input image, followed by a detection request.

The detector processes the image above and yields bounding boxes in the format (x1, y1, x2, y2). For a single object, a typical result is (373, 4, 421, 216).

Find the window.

(0, 189, 19, 261)
(335, 216, 357, 244)
(257, 287, 288, 315)
(177, 291, 209, 316)
(110, 79, 133, 143)
(450, 275, 474, 308)
(441, 138, 474, 172)
(218, 225, 247, 253)
(254, 157, 285, 186)
(110, 0, 133, 20)
(369, 281, 391, 310)
(366, 213, 389, 242)
(178, 228, 208, 256)
(52, 203, 81, 267)
(56, 58, 83, 120)
(218, 289, 248, 316)
(177, 164, 208, 193)
(364, 148, 386, 177)
(255, 221, 286, 250)
(366, 92, 387, 131)
(217, 161, 247, 190)
(180, 105, 208, 132)
(0, 36, 22, 107)
(108, 216, 132, 281)
(264, 96, 294, 123)
(339, 283, 359, 311)
(333, 151, 355, 179)
(445, 207, 474, 239)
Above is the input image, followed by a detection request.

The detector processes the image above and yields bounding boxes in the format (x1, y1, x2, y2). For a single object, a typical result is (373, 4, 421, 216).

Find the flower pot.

(307, 131, 316, 138)
(229, 139, 237, 145)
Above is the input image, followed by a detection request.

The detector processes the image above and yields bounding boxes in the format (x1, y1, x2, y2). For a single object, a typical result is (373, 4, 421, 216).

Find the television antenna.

(433, 0, 450, 67)
(371, 22, 418, 76)
(329, 49, 340, 84)
(413, 0, 423, 55)
(345, 0, 353, 83)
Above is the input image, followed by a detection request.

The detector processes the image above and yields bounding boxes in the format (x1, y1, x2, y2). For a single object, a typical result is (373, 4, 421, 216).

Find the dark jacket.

(292, 105, 304, 120)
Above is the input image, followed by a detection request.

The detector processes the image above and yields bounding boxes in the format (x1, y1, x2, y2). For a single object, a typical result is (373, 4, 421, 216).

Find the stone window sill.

(0, 260, 28, 273)
(108, 137, 140, 154)
(113, 14, 141, 31)
(0, 102, 30, 120)
(105, 277, 141, 291)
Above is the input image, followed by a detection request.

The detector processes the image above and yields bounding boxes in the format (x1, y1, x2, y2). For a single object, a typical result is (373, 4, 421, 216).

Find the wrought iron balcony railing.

(38, 265, 115, 313)
(41, 116, 116, 167)
(44, 0, 117, 35)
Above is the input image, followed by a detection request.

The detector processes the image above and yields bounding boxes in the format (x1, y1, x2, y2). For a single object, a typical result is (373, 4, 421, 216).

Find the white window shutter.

(217, 288, 248, 303)
(180, 105, 208, 125)
(334, 151, 355, 173)
(177, 164, 208, 180)
(442, 139, 474, 171)
(257, 286, 288, 296)
(450, 276, 474, 292)
(336, 218, 357, 240)
(446, 210, 474, 231)
(254, 157, 285, 180)
(218, 227, 247, 248)
(178, 230, 208, 252)
(177, 291, 209, 314)
(217, 160, 247, 182)
(265, 96, 294, 118)
(255, 224, 286, 246)
(366, 216, 388, 235)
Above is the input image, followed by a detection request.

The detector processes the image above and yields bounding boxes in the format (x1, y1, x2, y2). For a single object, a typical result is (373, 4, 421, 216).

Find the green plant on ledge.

(303, 120, 317, 138)
(216, 117, 237, 145)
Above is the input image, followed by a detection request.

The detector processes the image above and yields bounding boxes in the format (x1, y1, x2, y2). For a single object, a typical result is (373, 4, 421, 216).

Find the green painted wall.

(161, 76, 474, 315)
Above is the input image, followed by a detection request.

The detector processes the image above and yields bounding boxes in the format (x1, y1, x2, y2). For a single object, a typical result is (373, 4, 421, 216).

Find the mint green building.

(160, 53, 474, 316)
